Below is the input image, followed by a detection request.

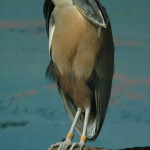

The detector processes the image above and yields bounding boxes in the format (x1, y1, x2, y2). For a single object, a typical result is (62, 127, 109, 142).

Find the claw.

(79, 144, 84, 150)
(48, 142, 61, 150)
(58, 141, 71, 150)
(69, 142, 78, 150)
(49, 139, 85, 150)
(49, 139, 71, 150)
(69, 141, 85, 150)
(79, 140, 85, 150)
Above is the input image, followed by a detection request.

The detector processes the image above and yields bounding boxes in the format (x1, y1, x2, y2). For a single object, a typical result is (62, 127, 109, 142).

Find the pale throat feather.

(52, 0, 73, 6)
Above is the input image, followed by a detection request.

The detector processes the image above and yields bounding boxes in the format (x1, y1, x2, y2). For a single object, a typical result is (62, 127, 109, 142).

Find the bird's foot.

(48, 140, 85, 150)
(48, 138, 71, 150)
(70, 141, 85, 150)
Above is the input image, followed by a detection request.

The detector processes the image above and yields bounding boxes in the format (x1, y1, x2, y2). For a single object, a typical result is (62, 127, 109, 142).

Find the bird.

(43, 0, 114, 150)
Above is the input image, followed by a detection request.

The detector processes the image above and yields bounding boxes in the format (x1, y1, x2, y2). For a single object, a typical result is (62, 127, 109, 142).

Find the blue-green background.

(0, 0, 150, 150)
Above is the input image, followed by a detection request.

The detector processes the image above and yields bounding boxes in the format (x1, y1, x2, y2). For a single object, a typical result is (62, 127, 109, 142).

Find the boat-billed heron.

(43, 0, 114, 149)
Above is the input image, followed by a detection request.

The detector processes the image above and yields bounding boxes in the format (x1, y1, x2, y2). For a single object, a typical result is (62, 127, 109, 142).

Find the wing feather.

(48, 12, 55, 55)
(43, 0, 55, 36)
(89, 22, 114, 140)
(43, 0, 55, 55)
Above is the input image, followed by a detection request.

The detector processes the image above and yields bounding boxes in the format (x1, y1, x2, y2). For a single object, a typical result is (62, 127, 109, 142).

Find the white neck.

(52, 0, 73, 6)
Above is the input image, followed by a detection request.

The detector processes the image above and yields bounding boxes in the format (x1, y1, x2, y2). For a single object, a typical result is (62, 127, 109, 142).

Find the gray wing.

(92, 79, 112, 140)
(90, 22, 114, 140)
(73, 0, 109, 28)
(60, 23, 114, 141)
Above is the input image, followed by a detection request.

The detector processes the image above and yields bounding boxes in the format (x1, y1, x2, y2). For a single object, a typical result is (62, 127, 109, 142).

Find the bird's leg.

(67, 107, 82, 140)
(70, 106, 91, 150)
(49, 108, 82, 150)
